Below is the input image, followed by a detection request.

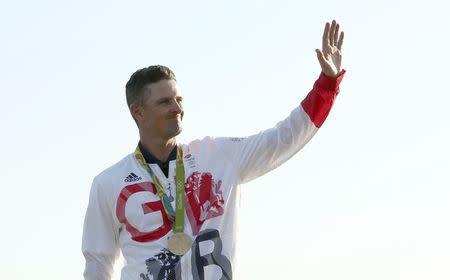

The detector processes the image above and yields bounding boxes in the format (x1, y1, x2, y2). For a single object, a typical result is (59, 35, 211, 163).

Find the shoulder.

(92, 153, 136, 189)
(184, 136, 231, 156)
(183, 136, 245, 164)
(184, 136, 214, 151)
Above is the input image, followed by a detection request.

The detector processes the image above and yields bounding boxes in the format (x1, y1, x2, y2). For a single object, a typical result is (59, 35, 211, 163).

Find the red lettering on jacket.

(116, 183, 171, 242)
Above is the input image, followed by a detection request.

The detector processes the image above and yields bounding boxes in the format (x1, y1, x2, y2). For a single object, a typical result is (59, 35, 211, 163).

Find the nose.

(171, 100, 183, 114)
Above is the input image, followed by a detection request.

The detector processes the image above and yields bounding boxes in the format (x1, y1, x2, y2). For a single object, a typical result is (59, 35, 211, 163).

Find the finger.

(315, 48, 327, 66)
(334, 24, 340, 46)
(322, 22, 330, 51)
(337, 31, 344, 50)
(316, 49, 334, 76)
(329, 20, 336, 45)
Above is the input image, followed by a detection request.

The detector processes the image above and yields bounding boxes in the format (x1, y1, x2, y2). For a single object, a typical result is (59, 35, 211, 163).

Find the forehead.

(144, 79, 181, 100)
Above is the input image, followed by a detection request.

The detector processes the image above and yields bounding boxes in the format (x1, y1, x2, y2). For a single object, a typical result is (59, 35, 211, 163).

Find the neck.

(139, 133, 177, 162)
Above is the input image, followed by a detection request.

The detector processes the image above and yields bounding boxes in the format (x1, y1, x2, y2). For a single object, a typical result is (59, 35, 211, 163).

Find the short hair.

(125, 65, 177, 108)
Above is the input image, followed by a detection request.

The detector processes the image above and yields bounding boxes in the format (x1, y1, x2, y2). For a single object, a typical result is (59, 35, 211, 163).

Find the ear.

(130, 103, 144, 123)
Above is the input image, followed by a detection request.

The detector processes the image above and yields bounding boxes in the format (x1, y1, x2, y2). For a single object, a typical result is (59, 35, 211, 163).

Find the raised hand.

(315, 20, 344, 78)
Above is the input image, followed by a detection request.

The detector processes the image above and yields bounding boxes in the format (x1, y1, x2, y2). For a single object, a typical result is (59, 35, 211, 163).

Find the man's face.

(135, 79, 184, 139)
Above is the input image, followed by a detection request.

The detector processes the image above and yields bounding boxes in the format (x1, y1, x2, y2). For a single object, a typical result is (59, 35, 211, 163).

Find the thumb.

(315, 49, 334, 77)
(315, 49, 326, 65)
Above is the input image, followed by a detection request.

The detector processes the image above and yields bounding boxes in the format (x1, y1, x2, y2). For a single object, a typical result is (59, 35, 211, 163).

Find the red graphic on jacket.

(116, 172, 225, 242)
(185, 172, 225, 235)
(116, 183, 172, 242)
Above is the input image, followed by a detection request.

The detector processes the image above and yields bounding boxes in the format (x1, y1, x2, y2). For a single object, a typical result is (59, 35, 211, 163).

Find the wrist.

(317, 69, 346, 91)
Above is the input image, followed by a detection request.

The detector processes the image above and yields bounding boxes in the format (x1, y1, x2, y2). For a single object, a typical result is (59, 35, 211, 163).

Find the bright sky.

(1, 0, 449, 279)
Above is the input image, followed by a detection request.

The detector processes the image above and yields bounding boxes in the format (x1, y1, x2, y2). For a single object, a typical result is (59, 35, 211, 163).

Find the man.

(82, 20, 346, 280)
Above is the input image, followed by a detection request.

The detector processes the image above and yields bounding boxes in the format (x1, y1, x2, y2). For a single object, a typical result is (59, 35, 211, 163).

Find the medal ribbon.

(134, 144, 185, 233)
(174, 144, 185, 233)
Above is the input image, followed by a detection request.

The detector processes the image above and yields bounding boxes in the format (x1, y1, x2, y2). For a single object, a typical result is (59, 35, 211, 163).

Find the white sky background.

(1, 0, 449, 279)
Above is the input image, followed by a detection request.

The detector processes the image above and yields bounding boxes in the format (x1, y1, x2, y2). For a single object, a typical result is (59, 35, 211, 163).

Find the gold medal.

(168, 232, 192, 256)
(136, 144, 191, 256)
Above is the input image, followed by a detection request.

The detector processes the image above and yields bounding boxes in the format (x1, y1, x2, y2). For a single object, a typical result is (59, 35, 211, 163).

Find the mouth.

(168, 113, 183, 120)
(167, 116, 183, 123)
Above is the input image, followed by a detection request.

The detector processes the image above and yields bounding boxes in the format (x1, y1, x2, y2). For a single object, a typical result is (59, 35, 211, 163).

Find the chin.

(173, 129, 182, 137)
(167, 126, 182, 138)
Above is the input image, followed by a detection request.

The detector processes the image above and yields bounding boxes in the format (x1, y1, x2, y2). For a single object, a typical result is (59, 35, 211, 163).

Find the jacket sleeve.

(216, 71, 345, 184)
(82, 178, 120, 280)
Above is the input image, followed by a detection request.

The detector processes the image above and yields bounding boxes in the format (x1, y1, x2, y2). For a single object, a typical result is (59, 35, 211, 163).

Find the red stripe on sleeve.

(301, 70, 346, 128)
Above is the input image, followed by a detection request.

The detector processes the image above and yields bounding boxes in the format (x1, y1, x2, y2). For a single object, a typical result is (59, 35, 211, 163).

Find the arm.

(82, 178, 120, 280)
(302, 19, 345, 129)
(215, 20, 345, 183)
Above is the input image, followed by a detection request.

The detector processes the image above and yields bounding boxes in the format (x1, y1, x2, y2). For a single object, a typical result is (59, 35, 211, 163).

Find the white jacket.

(82, 72, 345, 280)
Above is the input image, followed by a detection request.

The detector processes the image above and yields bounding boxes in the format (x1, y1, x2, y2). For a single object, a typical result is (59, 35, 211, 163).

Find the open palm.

(316, 20, 344, 78)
